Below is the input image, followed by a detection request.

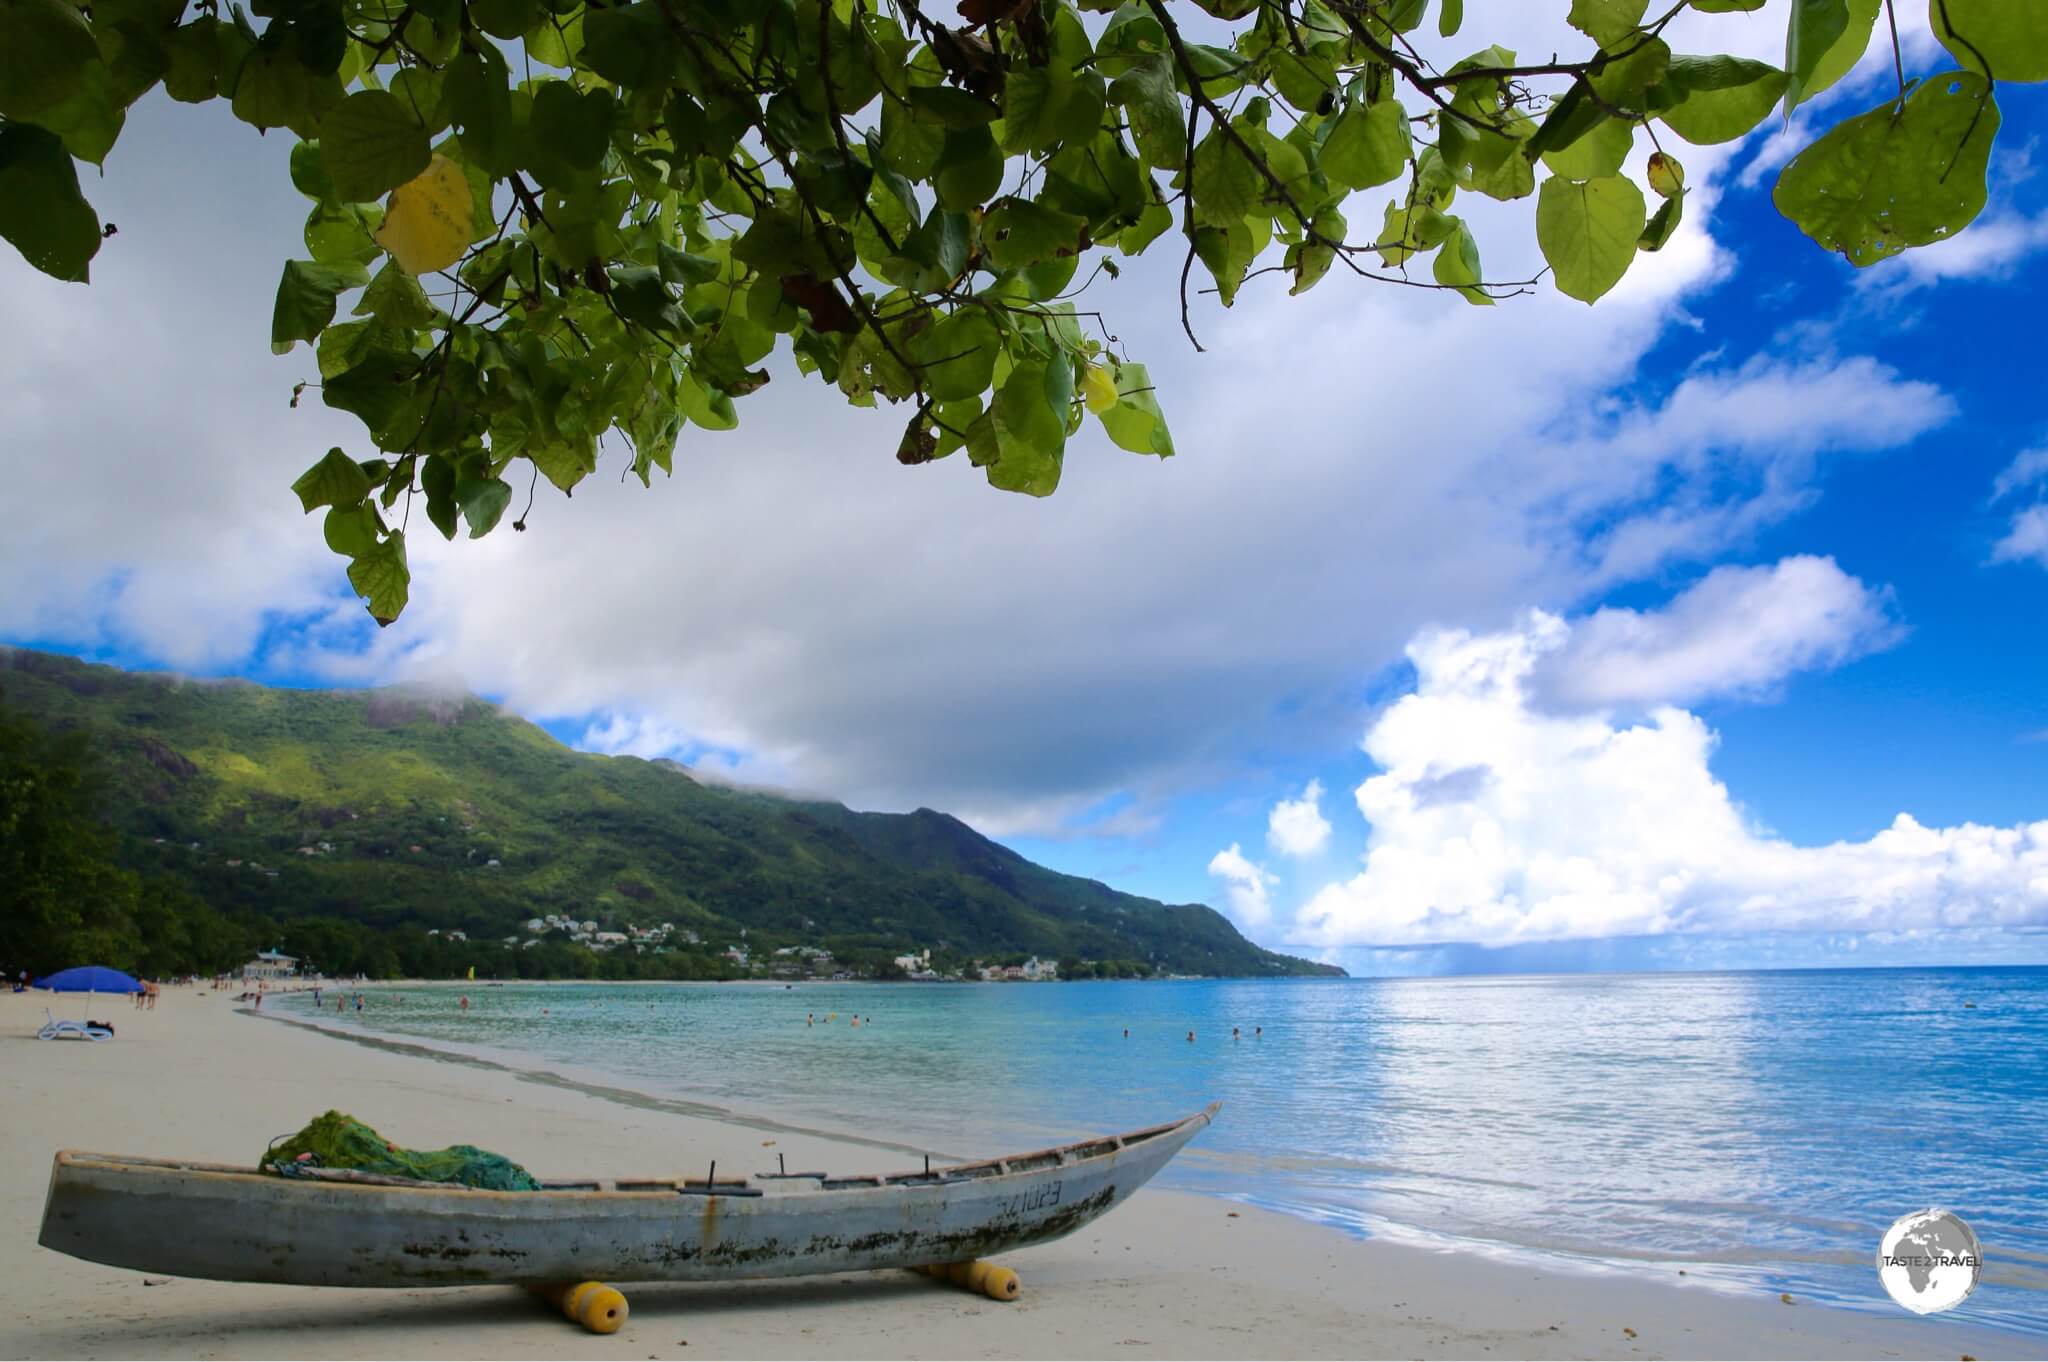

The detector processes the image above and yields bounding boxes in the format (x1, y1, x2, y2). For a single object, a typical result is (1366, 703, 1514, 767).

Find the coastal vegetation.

(0, 0, 2036, 624)
(0, 648, 1341, 981)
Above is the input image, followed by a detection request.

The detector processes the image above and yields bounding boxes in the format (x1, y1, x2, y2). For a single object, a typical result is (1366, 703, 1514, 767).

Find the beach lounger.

(38, 1010, 114, 1042)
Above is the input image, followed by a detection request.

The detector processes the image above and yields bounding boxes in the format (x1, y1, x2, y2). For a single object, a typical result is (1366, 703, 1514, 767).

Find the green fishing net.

(261, 1110, 542, 1191)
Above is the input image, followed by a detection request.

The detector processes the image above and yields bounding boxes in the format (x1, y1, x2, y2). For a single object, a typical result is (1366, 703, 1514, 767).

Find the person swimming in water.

(1186, 1029, 1195, 1042)
(1232, 1027, 1240, 1040)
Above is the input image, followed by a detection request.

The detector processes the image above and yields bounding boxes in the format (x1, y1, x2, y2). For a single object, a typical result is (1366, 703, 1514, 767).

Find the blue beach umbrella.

(36, 966, 144, 994)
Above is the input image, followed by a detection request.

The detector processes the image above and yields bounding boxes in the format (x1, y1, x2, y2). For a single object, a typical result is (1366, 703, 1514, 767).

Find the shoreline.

(4, 986, 2040, 1360)
(251, 1001, 2032, 1323)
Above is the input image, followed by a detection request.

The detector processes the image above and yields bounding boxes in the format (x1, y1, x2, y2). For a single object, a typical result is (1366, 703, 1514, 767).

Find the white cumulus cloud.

(1538, 555, 1901, 710)
(1293, 604, 2048, 951)
(1207, 844, 1278, 930)
(1990, 446, 2048, 570)
(1994, 506, 2048, 569)
(1267, 779, 1333, 858)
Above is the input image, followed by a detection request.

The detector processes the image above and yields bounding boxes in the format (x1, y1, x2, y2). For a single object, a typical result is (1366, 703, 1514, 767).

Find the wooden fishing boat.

(39, 1104, 1218, 1332)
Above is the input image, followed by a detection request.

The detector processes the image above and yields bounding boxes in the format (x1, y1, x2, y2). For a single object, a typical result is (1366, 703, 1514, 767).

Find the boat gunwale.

(48, 1103, 1219, 1203)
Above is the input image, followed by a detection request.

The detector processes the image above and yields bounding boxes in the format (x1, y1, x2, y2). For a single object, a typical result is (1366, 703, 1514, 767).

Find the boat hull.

(38, 1107, 1213, 1287)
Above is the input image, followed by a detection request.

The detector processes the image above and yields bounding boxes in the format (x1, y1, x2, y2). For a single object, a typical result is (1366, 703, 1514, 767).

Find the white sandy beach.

(2, 985, 2037, 1361)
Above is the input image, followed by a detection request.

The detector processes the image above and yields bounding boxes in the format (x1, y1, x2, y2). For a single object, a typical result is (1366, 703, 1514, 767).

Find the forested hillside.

(0, 648, 1340, 981)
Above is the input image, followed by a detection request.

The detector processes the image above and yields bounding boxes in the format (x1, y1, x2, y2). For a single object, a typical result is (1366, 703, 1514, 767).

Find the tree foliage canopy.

(0, 0, 2035, 621)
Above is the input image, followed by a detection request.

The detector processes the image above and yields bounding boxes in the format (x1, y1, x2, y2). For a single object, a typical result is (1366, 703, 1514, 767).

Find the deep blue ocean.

(281, 968, 2048, 1335)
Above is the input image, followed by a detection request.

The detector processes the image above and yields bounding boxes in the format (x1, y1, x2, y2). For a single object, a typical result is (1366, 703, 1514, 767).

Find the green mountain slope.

(0, 648, 1340, 979)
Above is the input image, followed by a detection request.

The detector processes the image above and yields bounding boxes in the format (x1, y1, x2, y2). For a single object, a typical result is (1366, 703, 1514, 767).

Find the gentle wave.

(278, 967, 2048, 1336)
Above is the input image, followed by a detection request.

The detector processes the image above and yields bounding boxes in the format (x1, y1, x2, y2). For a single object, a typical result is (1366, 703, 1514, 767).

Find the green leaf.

(455, 476, 513, 538)
(353, 259, 441, 330)
(1110, 53, 1185, 171)
(1373, 196, 1455, 265)
(420, 453, 459, 540)
(1931, 0, 2048, 83)
(529, 438, 601, 492)
(1657, 55, 1789, 144)
(323, 500, 383, 556)
(1638, 189, 1684, 251)
(1588, 35, 1670, 112)
(1568, 0, 1646, 46)
(1289, 205, 1345, 294)
(934, 126, 1003, 210)
(1785, 0, 1848, 114)
(609, 265, 691, 335)
(907, 84, 1001, 128)
(292, 446, 374, 513)
(291, 138, 335, 201)
(527, 80, 612, 185)
(880, 87, 944, 178)
(1785, 0, 1879, 113)
(1191, 125, 1260, 224)
(1002, 63, 1103, 155)
(347, 531, 411, 625)
(32, 47, 124, 165)
(985, 355, 1070, 496)
(1536, 173, 1646, 302)
(271, 258, 369, 352)
(305, 201, 382, 265)
(231, 47, 324, 134)
(580, 2, 673, 89)
(388, 66, 446, 137)
(443, 47, 514, 177)
(162, 20, 225, 103)
(1193, 220, 1254, 302)
(913, 308, 1002, 401)
(471, 0, 537, 38)
(1096, 361, 1172, 455)
(985, 197, 1088, 270)
(1439, 0, 1463, 37)
(320, 90, 430, 202)
(1321, 98, 1410, 190)
(1542, 114, 1632, 179)
(1268, 47, 1336, 114)
(0, 122, 101, 282)
(0, 0, 102, 119)
(1432, 219, 1493, 303)
(1774, 71, 2000, 266)
(1525, 80, 1606, 163)
(322, 349, 416, 434)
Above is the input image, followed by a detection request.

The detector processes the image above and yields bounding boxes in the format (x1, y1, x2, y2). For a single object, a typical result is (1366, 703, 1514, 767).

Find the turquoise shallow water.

(281, 968, 2048, 1335)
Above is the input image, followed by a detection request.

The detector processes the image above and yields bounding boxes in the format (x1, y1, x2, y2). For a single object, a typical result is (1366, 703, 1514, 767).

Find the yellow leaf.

(1080, 363, 1118, 414)
(375, 154, 473, 275)
(1646, 152, 1685, 200)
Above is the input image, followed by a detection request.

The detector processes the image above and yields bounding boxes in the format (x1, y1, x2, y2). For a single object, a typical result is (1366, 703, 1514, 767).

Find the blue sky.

(5, 6, 2047, 976)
